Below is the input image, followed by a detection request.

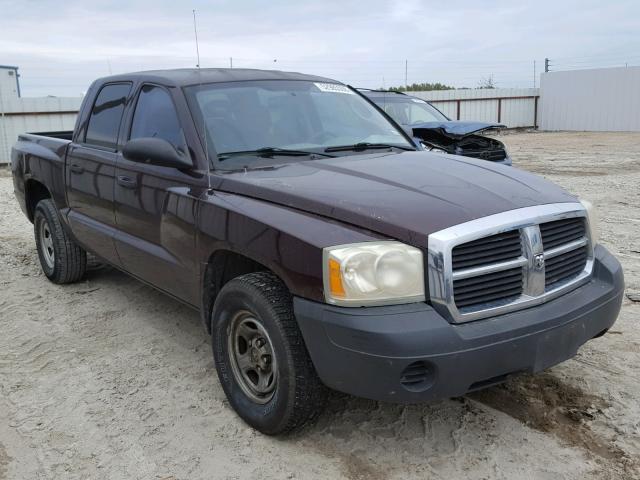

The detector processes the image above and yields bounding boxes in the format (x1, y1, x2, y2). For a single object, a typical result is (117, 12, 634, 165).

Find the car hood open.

(210, 151, 577, 245)
(411, 121, 506, 139)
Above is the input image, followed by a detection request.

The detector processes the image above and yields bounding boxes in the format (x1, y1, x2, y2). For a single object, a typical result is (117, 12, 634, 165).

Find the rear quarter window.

(85, 83, 132, 149)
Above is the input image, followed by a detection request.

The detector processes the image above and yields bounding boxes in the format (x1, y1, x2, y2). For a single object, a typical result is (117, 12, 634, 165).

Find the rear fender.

(12, 135, 69, 218)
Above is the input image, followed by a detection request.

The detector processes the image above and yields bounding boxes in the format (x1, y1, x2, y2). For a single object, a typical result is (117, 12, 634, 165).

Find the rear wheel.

(34, 199, 87, 284)
(211, 272, 327, 435)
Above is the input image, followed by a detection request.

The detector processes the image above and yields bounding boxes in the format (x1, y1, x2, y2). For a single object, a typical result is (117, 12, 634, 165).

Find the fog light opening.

(399, 361, 435, 392)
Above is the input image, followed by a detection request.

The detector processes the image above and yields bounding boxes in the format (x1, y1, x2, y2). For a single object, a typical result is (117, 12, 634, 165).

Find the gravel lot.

(1, 131, 639, 480)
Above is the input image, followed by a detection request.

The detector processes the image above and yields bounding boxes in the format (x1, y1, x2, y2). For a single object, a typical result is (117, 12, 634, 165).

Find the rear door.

(114, 83, 202, 304)
(66, 82, 132, 264)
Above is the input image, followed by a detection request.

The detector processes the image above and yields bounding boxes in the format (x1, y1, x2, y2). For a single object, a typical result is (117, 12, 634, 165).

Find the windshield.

(184, 80, 414, 168)
(369, 95, 449, 125)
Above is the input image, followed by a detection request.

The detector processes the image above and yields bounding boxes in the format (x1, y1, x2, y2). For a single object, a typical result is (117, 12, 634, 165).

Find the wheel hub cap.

(228, 311, 277, 404)
(39, 221, 55, 269)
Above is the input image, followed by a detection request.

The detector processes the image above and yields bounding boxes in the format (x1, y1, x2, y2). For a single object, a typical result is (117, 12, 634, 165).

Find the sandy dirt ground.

(0, 131, 639, 480)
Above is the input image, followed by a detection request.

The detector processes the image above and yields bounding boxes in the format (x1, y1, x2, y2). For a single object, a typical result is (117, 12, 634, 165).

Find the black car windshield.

(369, 94, 449, 125)
(184, 80, 414, 168)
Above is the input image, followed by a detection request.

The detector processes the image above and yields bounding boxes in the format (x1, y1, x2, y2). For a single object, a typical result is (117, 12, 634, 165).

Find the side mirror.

(122, 137, 192, 169)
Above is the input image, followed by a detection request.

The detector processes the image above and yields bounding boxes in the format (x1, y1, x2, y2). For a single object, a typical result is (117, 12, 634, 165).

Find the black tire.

(211, 272, 327, 435)
(34, 199, 87, 284)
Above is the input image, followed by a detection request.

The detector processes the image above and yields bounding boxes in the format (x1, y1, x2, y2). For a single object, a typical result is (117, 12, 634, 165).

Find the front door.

(114, 84, 201, 305)
(66, 82, 132, 265)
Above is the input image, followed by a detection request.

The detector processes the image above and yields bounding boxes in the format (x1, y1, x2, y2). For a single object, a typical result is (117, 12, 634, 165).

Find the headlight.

(580, 199, 599, 245)
(323, 242, 425, 306)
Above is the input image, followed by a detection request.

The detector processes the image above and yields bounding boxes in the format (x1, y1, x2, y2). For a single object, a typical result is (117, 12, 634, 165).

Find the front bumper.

(294, 245, 623, 403)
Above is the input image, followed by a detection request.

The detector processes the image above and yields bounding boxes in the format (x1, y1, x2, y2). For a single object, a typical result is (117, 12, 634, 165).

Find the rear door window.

(85, 83, 131, 149)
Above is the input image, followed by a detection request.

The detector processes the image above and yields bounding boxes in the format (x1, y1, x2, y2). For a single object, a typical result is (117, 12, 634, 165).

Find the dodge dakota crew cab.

(12, 69, 624, 435)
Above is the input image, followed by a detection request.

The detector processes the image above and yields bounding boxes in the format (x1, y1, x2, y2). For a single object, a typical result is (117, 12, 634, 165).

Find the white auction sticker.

(314, 83, 355, 94)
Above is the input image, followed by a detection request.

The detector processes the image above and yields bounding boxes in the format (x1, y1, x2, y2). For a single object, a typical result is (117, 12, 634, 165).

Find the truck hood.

(211, 151, 577, 245)
(411, 121, 506, 140)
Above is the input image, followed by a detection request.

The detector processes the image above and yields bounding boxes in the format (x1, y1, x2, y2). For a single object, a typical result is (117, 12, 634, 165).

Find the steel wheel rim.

(39, 220, 55, 269)
(228, 310, 278, 404)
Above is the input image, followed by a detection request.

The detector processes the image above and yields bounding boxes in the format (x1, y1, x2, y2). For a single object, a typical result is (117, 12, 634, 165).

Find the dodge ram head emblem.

(534, 254, 545, 270)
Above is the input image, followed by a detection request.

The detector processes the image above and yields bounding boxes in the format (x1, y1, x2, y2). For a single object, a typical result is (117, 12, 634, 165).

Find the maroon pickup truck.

(11, 69, 624, 435)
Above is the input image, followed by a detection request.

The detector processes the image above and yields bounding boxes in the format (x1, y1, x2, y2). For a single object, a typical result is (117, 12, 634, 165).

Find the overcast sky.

(1, 0, 639, 97)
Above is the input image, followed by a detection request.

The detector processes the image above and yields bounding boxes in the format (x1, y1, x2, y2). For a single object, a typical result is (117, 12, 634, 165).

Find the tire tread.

(34, 199, 87, 284)
(214, 271, 327, 434)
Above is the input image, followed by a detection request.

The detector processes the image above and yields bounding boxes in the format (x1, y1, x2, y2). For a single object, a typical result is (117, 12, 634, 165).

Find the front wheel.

(211, 272, 327, 435)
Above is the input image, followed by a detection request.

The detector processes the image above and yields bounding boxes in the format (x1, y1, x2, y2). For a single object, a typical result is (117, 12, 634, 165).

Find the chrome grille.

(452, 230, 524, 309)
(428, 204, 594, 323)
(545, 245, 588, 288)
(454, 266, 523, 309)
(452, 230, 522, 269)
(540, 217, 586, 250)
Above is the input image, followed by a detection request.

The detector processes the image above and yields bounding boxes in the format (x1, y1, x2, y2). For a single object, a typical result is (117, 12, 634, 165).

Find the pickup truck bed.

(30, 130, 74, 140)
(12, 132, 73, 222)
(14, 131, 74, 167)
(16, 131, 72, 152)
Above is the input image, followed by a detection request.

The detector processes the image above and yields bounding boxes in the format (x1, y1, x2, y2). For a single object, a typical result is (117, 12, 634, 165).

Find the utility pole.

(404, 60, 408, 90)
(533, 60, 536, 88)
(544, 57, 550, 73)
(230, 57, 233, 68)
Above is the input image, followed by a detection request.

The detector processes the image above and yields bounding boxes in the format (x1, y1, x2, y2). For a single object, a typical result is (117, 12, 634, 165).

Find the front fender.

(197, 190, 385, 302)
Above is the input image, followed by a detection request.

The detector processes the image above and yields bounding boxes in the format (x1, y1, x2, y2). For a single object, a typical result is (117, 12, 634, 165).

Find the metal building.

(0, 65, 21, 101)
(0, 65, 81, 163)
(539, 66, 640, 131)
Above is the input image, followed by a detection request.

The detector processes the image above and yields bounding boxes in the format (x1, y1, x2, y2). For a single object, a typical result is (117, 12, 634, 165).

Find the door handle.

(117, 175, 137, 189)
(69, 164, 84, 174)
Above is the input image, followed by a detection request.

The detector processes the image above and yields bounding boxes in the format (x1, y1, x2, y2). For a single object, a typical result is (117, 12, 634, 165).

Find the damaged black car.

(359, 89, 512, 165)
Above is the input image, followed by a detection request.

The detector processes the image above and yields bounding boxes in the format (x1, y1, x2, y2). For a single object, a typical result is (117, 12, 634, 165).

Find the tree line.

(386, 75, 497, 91)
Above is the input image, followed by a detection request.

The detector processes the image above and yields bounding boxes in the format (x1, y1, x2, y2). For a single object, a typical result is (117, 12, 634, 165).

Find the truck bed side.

(11, 133, 72, 222)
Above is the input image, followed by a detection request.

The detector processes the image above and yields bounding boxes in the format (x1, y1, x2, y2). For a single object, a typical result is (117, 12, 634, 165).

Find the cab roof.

(95, 68, 340, 88)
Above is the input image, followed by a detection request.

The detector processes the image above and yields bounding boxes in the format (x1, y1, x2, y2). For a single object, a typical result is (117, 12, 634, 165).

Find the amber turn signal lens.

(328, 258, 346, 297)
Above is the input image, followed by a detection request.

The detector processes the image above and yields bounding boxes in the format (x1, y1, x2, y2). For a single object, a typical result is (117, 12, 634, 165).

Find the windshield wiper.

(324, 142, 415, 153)
(218, 147, 335, 161)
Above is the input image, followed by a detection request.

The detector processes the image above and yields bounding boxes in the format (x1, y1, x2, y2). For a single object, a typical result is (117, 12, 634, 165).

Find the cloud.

(1, 0, 639, 96)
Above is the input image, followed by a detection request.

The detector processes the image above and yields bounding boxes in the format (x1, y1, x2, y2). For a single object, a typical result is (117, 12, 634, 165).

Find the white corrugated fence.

(0, 97, 81, 164)
(411, 88, 540, 128)
(539, 66, 640, 131)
